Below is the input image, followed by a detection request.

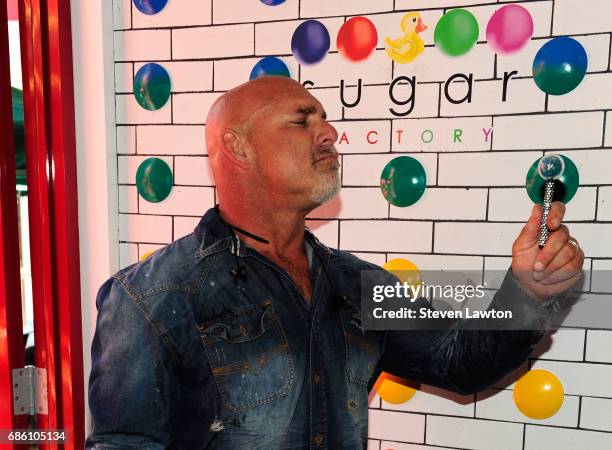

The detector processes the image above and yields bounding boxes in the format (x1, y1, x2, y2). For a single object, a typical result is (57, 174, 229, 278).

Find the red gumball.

(337, 16, 378, 62)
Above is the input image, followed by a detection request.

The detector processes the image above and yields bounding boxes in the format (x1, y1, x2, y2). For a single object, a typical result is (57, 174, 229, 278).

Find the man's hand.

(511, 201, 584, 300)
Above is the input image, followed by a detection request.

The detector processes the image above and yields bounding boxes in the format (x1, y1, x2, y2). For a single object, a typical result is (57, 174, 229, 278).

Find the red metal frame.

(0, 0, 28, 444)
(18, 0, 84, 448)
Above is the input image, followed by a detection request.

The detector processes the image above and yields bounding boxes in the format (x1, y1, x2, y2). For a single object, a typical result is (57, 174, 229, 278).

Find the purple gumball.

(487, 4, 533, 54)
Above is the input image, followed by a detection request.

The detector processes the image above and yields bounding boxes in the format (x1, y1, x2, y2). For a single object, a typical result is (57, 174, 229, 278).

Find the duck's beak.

(415, 18, 428, 33)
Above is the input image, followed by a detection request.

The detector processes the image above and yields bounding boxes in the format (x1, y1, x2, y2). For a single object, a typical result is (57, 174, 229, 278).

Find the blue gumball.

(133, 0, 168, 15)
(250, 57, 291, 80)
(533, 37, 588, 95)
(291, 20, 330, 65)
(260, 0, 287, 5)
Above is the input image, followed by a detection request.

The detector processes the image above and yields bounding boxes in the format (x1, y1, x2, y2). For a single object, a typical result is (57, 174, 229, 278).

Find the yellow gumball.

(383, 258, 423, 288)
(140, 250, 157, 261)
(513, 369, 564, 419)
(374, 372, 417, 404)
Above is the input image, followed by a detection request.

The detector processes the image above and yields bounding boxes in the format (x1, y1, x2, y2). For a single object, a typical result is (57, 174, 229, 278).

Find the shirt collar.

(193, 205, 332, 262)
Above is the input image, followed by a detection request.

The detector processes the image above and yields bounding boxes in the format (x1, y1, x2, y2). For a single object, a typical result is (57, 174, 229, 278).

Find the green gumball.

(136, 157, 174, 203)
(380, 156, 427, 207)
(525, 155, 579, 205)
(435, 9, 480, 57)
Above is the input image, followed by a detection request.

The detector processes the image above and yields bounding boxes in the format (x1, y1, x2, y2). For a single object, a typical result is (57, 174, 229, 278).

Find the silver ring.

(567, 238, 580, 257)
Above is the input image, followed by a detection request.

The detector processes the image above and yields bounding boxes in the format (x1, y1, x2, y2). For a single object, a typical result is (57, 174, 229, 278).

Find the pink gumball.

(487, 4, 534, 54)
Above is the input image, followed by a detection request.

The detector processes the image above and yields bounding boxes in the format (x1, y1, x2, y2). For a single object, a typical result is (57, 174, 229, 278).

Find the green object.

(133, 63, 172, 111)
(136, 158, 173, 203)
(526, 155, 579, 204)
(533, 37, 588, 96)
(434, 9, 480, 57)
(380, 156, 427, 207)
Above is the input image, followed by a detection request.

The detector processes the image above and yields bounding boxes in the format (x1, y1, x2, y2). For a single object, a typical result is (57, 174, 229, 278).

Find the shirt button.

(313, 374, 320, 384)
(314, 433, 324, 447)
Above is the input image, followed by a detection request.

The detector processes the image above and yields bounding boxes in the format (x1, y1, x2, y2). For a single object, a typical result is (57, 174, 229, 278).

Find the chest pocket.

(198, 300, 295, 413)
(340, 299, 382, 387)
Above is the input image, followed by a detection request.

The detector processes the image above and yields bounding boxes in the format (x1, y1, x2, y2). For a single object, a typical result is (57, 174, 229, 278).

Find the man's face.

(244, 83, 340, 208)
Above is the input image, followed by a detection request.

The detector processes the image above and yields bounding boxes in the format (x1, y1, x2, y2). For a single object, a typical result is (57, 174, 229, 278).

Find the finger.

(546, 201, 566, 231)
(533, 225, 570, 274)
(535, 237, 579, 281)
(539, 248, 584, 286)
(514, 204, 543, 250)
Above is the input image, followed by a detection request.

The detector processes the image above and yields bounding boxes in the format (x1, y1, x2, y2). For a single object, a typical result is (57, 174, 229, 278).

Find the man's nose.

(315, 121, 338, 148)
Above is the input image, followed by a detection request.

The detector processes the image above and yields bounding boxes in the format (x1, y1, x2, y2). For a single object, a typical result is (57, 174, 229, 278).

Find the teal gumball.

(133, 63, 172, 111)
(526, 155, 579, 204)
(136, 158, 173, 203)
(380, 156, 427, 207)
(533, 37, 588, 95)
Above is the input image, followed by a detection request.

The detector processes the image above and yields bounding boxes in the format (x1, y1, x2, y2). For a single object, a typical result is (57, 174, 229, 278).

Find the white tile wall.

(116, 94, 171, 125)
(172, 25, 254, 60)
(367, 409, 425, 443)
(553, 0, 612, 35)
(114, 29, 171, 62)
(132, 0, 212, 28)
(427, 416, 523, 450)
(525, 425, 612, 450)
(476, 389, 579, 427)
(580, 397, 612, 432)
(213, 0, 298, 24)
(585, 330, 612, 363)
(492, 112, 604, 150)
(112, 0, 612, 447)
(137, 125, 206, 155)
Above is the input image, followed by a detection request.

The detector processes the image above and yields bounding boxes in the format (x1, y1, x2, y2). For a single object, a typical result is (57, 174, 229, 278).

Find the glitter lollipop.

(537, 154, 565, 247)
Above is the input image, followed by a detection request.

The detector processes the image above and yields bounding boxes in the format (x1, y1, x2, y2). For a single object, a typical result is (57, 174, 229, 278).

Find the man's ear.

(221, 129, 250, 169)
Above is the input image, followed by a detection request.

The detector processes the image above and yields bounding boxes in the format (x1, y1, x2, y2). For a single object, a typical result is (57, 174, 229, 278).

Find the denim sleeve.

(85, 277, 180, 449)
(378, 269, 561, 395)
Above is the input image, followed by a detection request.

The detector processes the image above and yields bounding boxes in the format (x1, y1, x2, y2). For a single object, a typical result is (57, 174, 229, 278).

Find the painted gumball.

(136, 157, 173, 203)
(291, 20, 330, 65)
(525, 154, 579, 205)
(250, 57, 291, 80)
(380, 156, 427, 207)
(133, 0, 168, 15)
(337, 16, 378, 62)
(514, 369, 564, 419)
(383, 258, 423, 289)
(374, 372, 417, 404)
(435, 9, 480, 57)
(486, 4, 533, 54)
(533, 37, 588, 95)
(133, 63, 172, 111)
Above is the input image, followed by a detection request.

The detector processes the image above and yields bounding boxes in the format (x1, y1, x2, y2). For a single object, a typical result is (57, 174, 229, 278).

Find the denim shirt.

(86, 207, 559, 450)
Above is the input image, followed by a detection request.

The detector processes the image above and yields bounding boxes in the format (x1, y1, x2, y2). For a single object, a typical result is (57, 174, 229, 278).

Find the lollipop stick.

(538, 180, 555, 248)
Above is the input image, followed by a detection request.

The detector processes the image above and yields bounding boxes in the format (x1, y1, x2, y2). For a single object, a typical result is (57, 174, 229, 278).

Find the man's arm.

(378, 269, 560, 395)
(85, 277, 180, 449)
(377, 202, 582, 395)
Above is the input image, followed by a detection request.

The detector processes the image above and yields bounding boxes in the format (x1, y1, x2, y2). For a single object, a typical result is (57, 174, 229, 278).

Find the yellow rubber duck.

(385, 12, 428, 64)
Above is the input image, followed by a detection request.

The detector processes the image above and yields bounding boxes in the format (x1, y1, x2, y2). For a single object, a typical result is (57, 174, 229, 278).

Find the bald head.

(204, 75, 340, 213)
(205, 76, 306, 158)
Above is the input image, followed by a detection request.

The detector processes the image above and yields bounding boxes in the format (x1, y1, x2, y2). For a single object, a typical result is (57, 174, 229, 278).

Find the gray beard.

(310, 166, 341, 204)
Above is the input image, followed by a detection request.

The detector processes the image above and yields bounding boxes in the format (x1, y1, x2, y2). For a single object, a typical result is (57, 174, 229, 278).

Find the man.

(86, 76, 584, 449)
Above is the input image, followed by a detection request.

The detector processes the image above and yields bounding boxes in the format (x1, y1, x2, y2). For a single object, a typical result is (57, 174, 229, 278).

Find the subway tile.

(525, 424, 612, 450)
(427, 415, 523, 450)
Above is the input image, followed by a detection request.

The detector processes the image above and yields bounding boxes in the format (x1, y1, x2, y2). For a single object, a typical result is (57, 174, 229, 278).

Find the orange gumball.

(513, 369, 564, 419)
(374, 372, 417, 404)
(140, 250, 157, 261)
(383, 258, 423, 292)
